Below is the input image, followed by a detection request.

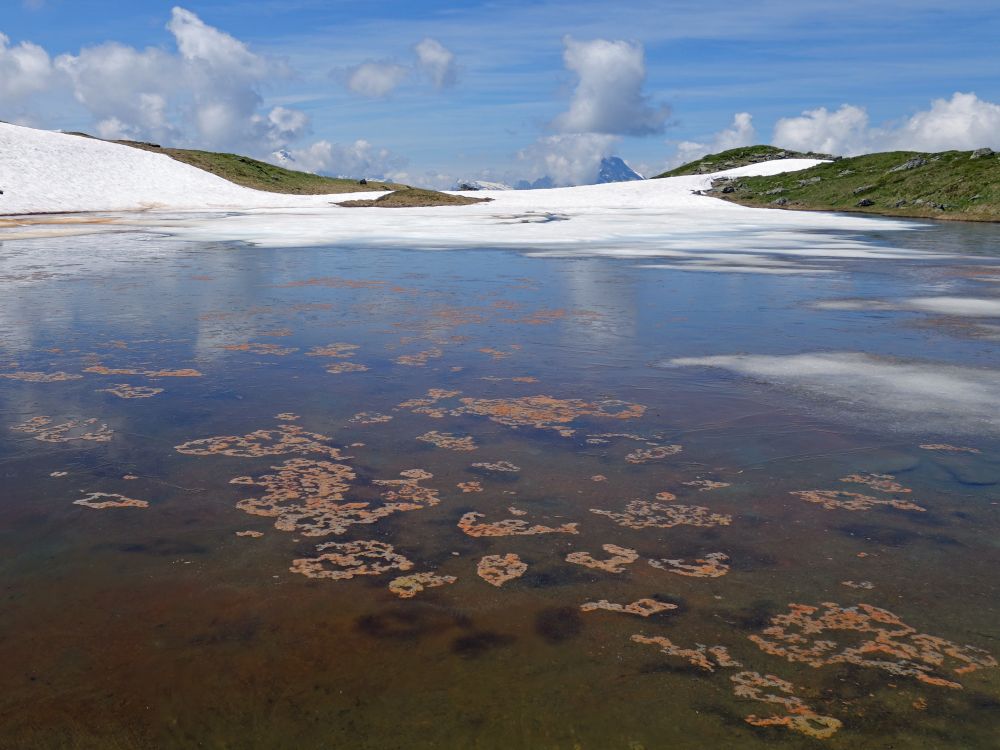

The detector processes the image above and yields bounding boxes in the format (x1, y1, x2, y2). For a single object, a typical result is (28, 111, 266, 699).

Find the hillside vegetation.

(655, 145, 836, 177)
(66, 132, 403, 194)
(337, 188, 491, 208)
(700, 148, 999, 222)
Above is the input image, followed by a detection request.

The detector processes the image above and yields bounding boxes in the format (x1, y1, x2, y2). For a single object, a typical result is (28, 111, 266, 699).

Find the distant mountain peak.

(597, 156, 644, 184)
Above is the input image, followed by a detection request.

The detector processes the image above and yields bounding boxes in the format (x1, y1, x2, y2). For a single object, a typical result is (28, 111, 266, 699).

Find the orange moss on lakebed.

(591, 499, 732, 530)
(458, 511, 578, 538)
(581, 599, 676, 617)
(731, 671, 842, 740)
(648, 551, 730, 578)
(73, 492, 148, 509)
(566, 544, 638, 573)
(13, 416, 113, 444)
(0, 371, 83, 382)
(476, 553, 527, 586)
(290, 540, 413, 580)
(176, 424, 348, 459)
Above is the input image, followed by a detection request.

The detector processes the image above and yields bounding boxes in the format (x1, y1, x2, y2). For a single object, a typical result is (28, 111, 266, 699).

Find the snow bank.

(0, 122, 382, 215)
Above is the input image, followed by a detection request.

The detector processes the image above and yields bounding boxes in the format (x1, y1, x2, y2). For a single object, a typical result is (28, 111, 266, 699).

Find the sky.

(2, 0, 999, 187)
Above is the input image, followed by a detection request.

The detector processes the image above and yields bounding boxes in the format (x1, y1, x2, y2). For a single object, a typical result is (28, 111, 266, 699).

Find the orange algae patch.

(566, 544, 639, 573)
(649, 552, 730, 578)
(220, 342, 298, 356)
(326, 362, 368, 374)
(0, 371, 83, 382)
(791, 490, 925, 512)
(99, 384, 164, 399)
(591, 500, 732, 529)
(290, 540, 413, 580)
(349, 412, 392, 425)
(749, 602, 998, 689)
(654, 491, 677, 501)
(307, 343, 359, 358)
(388, 572, 457, 598)
(274, 413, 300, 421)
(581, 599, 676, 617)
(470, 461, 520, 473)
(591, 474, 607, 482)
(397, 388, 462, 418)
(477, 553, 527, 586)
(144, 369, 202, 378)
(919, 443, 979, 454)
(13, 416, 113, 444)
(842, 580, 875, 590)
(730, 671, 842, 740)
(177, 424, 348, 459)
(235, 530, 263, 538)
(631, 635, 741, 672)
(74, 492, 148, 509)
(625, 445, 683, 464)
(683, 479, 731, 491)
(84, 365, 142, 375)
(416, 430, 478, 452)
(458, 511, 578, 538)
(454, 395, 645, 437)
(395, 348, 443, 366)
(458, 481, 483, 493)
(478, 347, 514, 360)
(840, 473, 911, 494)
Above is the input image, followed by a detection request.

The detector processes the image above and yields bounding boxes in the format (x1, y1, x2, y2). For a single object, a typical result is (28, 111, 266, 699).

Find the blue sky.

(3, 0, 999, 186)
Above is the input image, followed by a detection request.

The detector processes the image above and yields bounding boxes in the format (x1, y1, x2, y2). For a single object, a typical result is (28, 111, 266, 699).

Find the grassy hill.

(655, 145, 836, 177)
(337, 188, 490, 208)
(699, 148, 999, 222)
(66, 132, 404, 194)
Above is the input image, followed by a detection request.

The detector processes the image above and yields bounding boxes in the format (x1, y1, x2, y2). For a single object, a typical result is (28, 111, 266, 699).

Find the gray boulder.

(889, 157, 927, 173)
(971, 148, 994, 159)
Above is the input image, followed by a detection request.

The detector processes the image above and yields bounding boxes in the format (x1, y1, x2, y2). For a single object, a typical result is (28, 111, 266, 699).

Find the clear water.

(1, 217, 998, 749)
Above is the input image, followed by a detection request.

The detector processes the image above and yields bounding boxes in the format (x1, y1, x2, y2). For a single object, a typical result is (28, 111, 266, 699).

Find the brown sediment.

(565, 544, 639, 573)
(457, 481, 483, 493)
(683, 479, 731, 491)
(0, 371, 83, 382)
(13, 416, 113, 444)
(470, 461, 520, 473)
(388, 572, 457, 598)
(274, 413, 300, 421)
(326, 362, 369, 374)
(307, 343, 360, 358)
(476, 553, 527, 587)
(580, 599, 677, 617)
(458, 511, 578, 538)
(99, 384, 164, 399)
(221, 342, 299, 356)
(791, 490, 926, 512)
(416, 431, 478, 452)
(452, 395, 645, 437)
(648, 552, 730, 578)
(841, 580, 875, 589)
(591, 499, 732, 529)
(395, 348, 443, 366)
(749, 602, 998, 689)
(235, 530, 264, 538)
(349, 412, 393, 425)
(730, 671, 843, 740)
(840, 473, 911, 494)
(73, 492, 148, 509)
(919, 443, 980, 454)
(290, 540, 413, 580)
(176, 424, 348, 459)
(631, 635, 741, 672)
(625, 445, 683, 464)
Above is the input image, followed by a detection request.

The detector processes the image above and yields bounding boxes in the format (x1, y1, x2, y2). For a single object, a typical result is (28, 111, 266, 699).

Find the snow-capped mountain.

(596, 156, 643, 184)
(453, 179, 514, 191)
(271, 149, 295, 166)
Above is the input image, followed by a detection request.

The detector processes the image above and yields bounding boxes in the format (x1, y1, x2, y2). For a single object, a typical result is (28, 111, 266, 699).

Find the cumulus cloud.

(516, 133, 619, 186)
(669, 351, 1000, 436)
(0, 32, 53, 100)
(280, 139, 405, 179)
(414, 37, 456, 89)
(773, 93, 1000, 155)
(552, 37, 668, 136)
(345, 61, 411, 98)
(666, 112, 757, 169)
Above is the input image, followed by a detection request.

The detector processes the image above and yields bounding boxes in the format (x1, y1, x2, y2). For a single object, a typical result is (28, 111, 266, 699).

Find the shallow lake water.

(1, 215, 999, 749)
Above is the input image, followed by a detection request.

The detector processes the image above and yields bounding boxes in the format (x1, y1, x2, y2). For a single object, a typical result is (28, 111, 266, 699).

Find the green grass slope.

(655, 145, 836, 177)
(336, 188, 491, 208)
(65, 132, 404, 194)
(704, 149, 999, 222)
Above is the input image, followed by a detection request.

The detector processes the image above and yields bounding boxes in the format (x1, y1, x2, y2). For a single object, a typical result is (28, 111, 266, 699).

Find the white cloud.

(280, 138, 405, 179)
(345, 61, 411, 98)
(773, 93, 1000, 155)
(517, 132, 619, 186)
(666, 112, 757, 169)
(552, 37, 668, 136)
(669, 352, 1000, 436)
(0, 32, 53, 100)
(414, 38, 456, 89)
